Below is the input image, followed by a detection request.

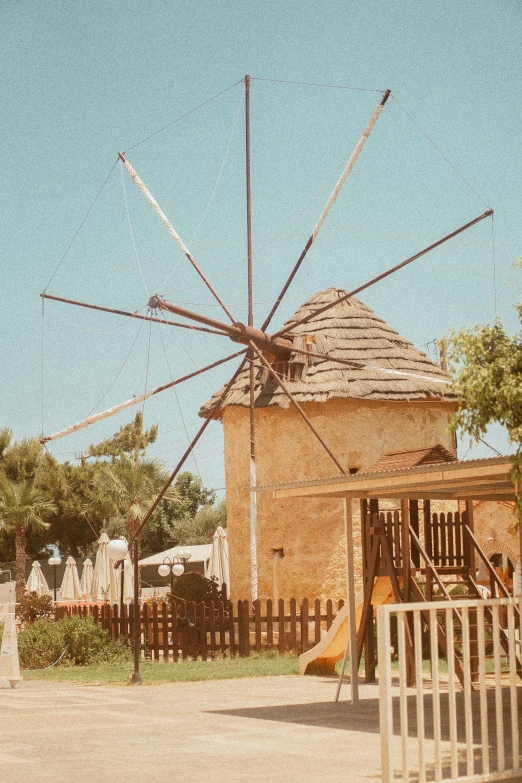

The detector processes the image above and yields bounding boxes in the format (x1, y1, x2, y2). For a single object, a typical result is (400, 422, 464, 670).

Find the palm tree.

(95, 455, 175, 549)
(0, 480, 56, 602)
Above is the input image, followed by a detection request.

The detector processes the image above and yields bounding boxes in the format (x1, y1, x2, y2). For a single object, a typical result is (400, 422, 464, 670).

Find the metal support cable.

(156, 320, 203, 480)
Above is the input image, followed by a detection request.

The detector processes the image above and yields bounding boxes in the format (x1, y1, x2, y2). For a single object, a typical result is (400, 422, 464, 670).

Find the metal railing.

(378, 596, 522, 783)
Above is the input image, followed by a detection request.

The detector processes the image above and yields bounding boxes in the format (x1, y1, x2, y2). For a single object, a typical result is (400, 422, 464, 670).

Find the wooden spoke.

(132, 353, 250, 542)
(248, 341, 347, 476)
(272, 209, 493, 338)
(40, 293, 229, 337)
(41, 349, 247, 444)
(119, 153, 238, 325)
(261, 90, 391, 332)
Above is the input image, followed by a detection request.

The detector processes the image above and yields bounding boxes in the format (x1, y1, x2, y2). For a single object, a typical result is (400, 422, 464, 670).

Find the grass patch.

(22, 653, 299, 685)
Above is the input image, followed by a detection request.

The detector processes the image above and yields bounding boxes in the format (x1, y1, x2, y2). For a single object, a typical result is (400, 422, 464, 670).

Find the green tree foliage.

(0, 436, 56, 566)
(448, 300, 522, 519)
(0, 434, 43, 486)
(87, 412, 158, 459)
(17, 616, 131, 669)
(142, 474, 220, 552)
(0, 415, 223, 565)
(35, 454, 109, 556)
(0, 480, 56, 601)
(16, 591, 54, 626)
(168, 570, 223, 604)
(93, 455, 173, 542)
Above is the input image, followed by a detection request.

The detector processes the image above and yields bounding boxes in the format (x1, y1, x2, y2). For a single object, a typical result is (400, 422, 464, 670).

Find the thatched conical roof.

(199, 287, 456, 418)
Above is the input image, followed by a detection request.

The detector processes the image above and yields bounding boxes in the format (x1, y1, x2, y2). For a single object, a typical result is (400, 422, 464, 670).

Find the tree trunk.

(14, 525, 27, 604)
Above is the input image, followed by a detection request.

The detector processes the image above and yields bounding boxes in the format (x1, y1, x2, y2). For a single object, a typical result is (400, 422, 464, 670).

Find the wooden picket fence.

(55, 597, 344, 661)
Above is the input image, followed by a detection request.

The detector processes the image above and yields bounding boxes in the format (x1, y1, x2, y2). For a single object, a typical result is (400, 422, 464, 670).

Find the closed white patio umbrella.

(115, 558, 134, 603)
(26, 562, 49, 596)
(59, 556, 83, 601)
(207, 526, 230, 594)
(80, 558, 94, 601)
(91, 533, 119, 603)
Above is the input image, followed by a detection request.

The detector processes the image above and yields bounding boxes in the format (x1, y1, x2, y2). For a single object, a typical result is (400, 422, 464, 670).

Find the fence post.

(227, 600, 236, 655)
(253, 599, 261, 651)
(171, 601, 178, 662)
(120, 603, 127, 638)
(300, 598, 309, 653)
(218, 600, 226, 653)
(266, 599, 273, 648)
(112, 604, 119, 640)
(278, 598, 285, 654)
(326, 599, 333, 631)
(314, 599, 321, 644)
(378, 605, 393, 783)
(152, 602, 159, 661)
(198, 601, 207, 660)
(142, 603, 149, 660)
(237, 599, 244, 656)
(290, 598, 297, 652)
(241, 600, 250, 657)
(209, 600, 216, 656)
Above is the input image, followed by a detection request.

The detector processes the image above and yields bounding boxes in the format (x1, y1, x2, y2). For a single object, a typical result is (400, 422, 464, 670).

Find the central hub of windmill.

(148, 295, 293, 359)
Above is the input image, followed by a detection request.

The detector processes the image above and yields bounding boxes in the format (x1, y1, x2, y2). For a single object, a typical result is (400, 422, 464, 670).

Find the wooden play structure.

(261, 448, 522, 688)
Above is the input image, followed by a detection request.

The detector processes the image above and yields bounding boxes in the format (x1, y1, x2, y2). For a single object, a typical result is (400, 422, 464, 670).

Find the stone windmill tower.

(201, 287, 457, 600)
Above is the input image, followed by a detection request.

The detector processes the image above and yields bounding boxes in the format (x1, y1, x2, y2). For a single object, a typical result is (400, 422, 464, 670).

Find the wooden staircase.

(357, 499, 522, 687)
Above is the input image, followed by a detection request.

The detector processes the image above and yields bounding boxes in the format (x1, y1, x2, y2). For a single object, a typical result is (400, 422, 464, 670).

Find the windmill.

(40, 76, 492, 603)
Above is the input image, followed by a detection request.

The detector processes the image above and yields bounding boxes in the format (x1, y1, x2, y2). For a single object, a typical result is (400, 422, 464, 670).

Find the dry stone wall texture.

(223, 396, 457, 600)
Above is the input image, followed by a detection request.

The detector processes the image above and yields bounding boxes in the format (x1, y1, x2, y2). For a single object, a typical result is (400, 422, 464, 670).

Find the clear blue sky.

(2, 0, 521, 495)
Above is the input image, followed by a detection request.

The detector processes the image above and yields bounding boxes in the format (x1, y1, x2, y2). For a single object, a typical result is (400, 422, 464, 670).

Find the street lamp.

(157, 548, 192, 592)
(108, 537, 141, 686)
(107, 538, 129, 615)
(48, 555, 62, 601)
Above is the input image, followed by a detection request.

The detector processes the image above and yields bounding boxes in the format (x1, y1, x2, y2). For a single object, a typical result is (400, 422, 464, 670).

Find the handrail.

(462, 524, 511, 599)
(408, 526, 461, 613)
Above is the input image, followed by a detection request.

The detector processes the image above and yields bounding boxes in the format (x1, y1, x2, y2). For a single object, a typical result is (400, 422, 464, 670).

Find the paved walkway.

(0, 675, 382, 783)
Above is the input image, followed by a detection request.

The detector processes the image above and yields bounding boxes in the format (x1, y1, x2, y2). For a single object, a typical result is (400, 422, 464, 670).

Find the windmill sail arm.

(311, 89, 391, 242)
(273, 209, 493, 338)
(118, 154, 236, 324)
(287, 344, 451, 385)
(261, 89, 391, 332)
(40, 349, 246, 444)
(41, 394, 153, 444)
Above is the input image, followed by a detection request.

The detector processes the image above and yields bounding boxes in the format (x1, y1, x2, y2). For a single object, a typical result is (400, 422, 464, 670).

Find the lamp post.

(107, 537, 142, 685)
(158, 548, 192, 593)
(48, 555, 62, 601)
(107, 537, 129, 615)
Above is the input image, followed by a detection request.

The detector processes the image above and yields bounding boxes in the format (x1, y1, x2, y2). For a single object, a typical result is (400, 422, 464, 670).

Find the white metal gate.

(378, 596, 522, 782)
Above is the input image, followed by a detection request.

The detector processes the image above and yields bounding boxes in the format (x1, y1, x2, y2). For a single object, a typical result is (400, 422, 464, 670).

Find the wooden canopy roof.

(255, 455, 516, 502)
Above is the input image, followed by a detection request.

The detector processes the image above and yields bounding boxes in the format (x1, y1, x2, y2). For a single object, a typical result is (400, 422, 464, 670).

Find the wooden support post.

(345, 498, 359, 702)
(401, 499, 415, 686)
(465, 500, 476, 577)
(365, 502, 379, 683)
(464, 500, 479, 680)
(361, 499, 369, 575)
(410, 500, 420, 568)
(401, 500, 411, 601)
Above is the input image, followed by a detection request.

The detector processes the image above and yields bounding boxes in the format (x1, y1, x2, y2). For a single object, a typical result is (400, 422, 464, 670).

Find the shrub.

(168, 570, 224, 605)
(17, 592, 54, 627)
(60, 615, 130, 666)
(17, 618, 64, 669)
(17, 616, 131, 669)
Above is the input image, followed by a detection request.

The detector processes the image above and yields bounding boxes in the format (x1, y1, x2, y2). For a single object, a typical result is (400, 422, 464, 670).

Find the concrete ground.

(0, 675, 383, 783)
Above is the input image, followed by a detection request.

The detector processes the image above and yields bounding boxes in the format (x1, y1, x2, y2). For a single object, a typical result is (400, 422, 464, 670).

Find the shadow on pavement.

(208, 697, 380, 733)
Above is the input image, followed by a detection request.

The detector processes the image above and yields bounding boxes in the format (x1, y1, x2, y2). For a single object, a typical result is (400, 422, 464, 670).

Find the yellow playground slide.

(299, 576, 395, 675)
